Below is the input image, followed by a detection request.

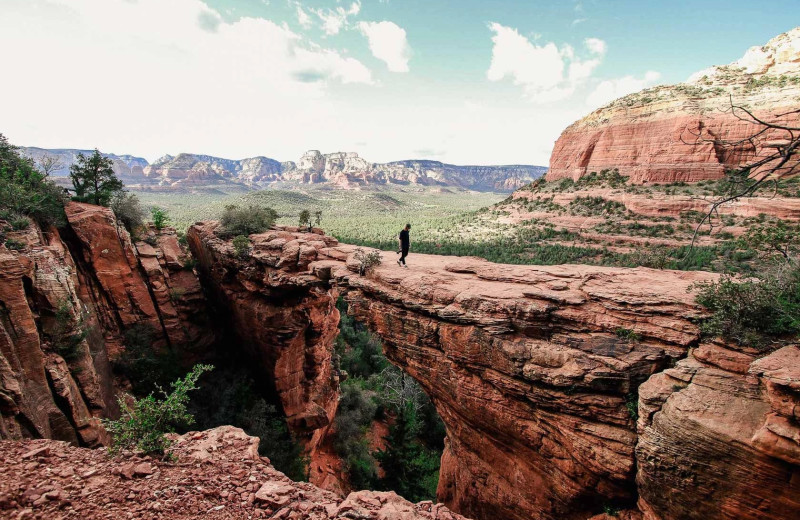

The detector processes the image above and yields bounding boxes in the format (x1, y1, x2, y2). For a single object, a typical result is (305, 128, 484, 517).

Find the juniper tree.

(70, 149, 123, 206)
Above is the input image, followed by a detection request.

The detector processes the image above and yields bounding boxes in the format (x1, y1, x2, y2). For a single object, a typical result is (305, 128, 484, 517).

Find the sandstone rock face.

(187, 223, 341, 454)
(0, 425, 469, 519)
(188, 225, 796, 520)
(0, 204, 215, 445)
(548, 28, 800, 184)
(636, 342, 800, 519)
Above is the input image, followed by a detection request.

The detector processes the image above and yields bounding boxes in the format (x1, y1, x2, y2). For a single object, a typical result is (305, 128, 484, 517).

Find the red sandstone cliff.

(187, 224, 798, 520)
(0, 203, 215, 445)
(548, 28, 800, 184)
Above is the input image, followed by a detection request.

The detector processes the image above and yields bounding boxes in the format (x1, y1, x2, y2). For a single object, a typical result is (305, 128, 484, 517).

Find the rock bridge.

(187, 222, 800, 520)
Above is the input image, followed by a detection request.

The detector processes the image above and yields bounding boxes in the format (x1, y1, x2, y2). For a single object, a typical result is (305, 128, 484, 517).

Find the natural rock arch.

(186, 222, 800, 520)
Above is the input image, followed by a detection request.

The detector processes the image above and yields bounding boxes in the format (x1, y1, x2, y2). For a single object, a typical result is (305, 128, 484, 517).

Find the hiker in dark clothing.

(397, 224, 411, 267)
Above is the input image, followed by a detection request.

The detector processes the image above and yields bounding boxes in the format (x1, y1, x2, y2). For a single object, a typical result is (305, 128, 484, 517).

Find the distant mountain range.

(19, 147, 546, 192)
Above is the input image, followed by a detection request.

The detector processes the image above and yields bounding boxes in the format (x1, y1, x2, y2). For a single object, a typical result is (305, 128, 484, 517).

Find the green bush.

(114, 323, 182, 395)
(151, 207, 169, 230)
(353, 248, 382, 276)
(51, 299, 89, 362)
(111, 192, 146, 234)
(298, 209, 311, 229)
(220, 204, 277, 237)
(4, 239, 25, 251)
(693, 265, 800, 350)
(104, 364, 213, 456)
(0, 133, 67, 227)
(232, 234, 251, 258)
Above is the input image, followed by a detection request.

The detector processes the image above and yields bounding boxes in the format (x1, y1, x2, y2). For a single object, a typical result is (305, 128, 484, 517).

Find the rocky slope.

(547, 27, 800, 184)
(187, 224, 799, 520)
(0, 203, 214, 445)
(0, 425, 468, 520)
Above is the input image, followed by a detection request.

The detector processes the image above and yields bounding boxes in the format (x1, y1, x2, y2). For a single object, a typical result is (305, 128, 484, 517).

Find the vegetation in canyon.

(332, 298, 445, 501)
(104, 364, 213, 456)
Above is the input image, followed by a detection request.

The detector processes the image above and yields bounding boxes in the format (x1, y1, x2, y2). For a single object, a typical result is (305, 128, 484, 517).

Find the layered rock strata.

(548, 28, 800, 184)
(0, 203, 215, 445)
(187, 224, 800, 520)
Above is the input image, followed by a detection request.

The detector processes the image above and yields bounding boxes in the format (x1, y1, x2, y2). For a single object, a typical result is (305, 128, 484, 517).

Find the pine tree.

(70, 149, 123, 206)
(374, 402, 439, 501)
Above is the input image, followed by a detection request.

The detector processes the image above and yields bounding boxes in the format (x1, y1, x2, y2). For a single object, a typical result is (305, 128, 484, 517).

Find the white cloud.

(296, 4, 312, 29)
(358, 21, 411, 72)
(311, 0, 361, 36)
(585, 37, 606, 55)
(0, 0, 374, 160)
(487, 23, 606, 103)
(586, 71, 662, 108)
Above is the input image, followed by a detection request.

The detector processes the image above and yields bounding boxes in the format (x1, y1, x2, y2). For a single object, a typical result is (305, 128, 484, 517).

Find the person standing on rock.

(397, 223, 411, 267)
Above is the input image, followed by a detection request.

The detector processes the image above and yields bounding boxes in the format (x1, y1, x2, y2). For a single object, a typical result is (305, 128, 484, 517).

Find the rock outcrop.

(187, 223, 342, 456)
(186, 224, 800, 520)
(0, 203, 215, 445)
(548, 28, 800, 184)
(636, 342, 800, 519)
(0, 425, 469, 520)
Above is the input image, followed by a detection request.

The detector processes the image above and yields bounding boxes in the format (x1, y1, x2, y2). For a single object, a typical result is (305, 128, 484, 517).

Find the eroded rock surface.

(0, 204, 215, 445)
(0, 425, 468, 519)
(636, 343, 800, 519)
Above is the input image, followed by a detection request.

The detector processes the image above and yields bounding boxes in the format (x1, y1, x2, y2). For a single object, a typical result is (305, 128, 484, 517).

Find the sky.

(0, 0, 796, 166)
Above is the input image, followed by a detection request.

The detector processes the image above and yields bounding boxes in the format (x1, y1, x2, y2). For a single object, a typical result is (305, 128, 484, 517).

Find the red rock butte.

(547, 28, 800, 184)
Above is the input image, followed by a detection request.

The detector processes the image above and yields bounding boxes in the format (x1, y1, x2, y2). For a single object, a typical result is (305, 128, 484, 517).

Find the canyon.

(547, 28, 800, 184)
(3, 202, 796, 519)
(19, 147, 546, 192)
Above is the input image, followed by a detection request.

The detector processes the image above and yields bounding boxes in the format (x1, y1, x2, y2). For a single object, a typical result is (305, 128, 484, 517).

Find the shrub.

(0, 133, 67, 227)
(232, 234, 251, 258)
(298, 209, 311, 229)
(104, 364, 213, 456)
(616, 328, 642, 342)
(353, 248, 382, 276)
(220, 204, 277, 237)
(4, 239, 24, 251)
(111, 192, 146, 234)
(115, 323, 182, 395)
(625, 393, 639, 422)
(182, 258, 197, 271)
(693, 265, 800, 350)
(51, 299, 89, 362)
(151, 207, 169, 230)
(10, 217, 30, 230)
(169, 287, 185, 302)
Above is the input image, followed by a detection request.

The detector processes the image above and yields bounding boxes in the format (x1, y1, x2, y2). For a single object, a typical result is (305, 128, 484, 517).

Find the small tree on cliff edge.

(70, 149, 123, 206)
